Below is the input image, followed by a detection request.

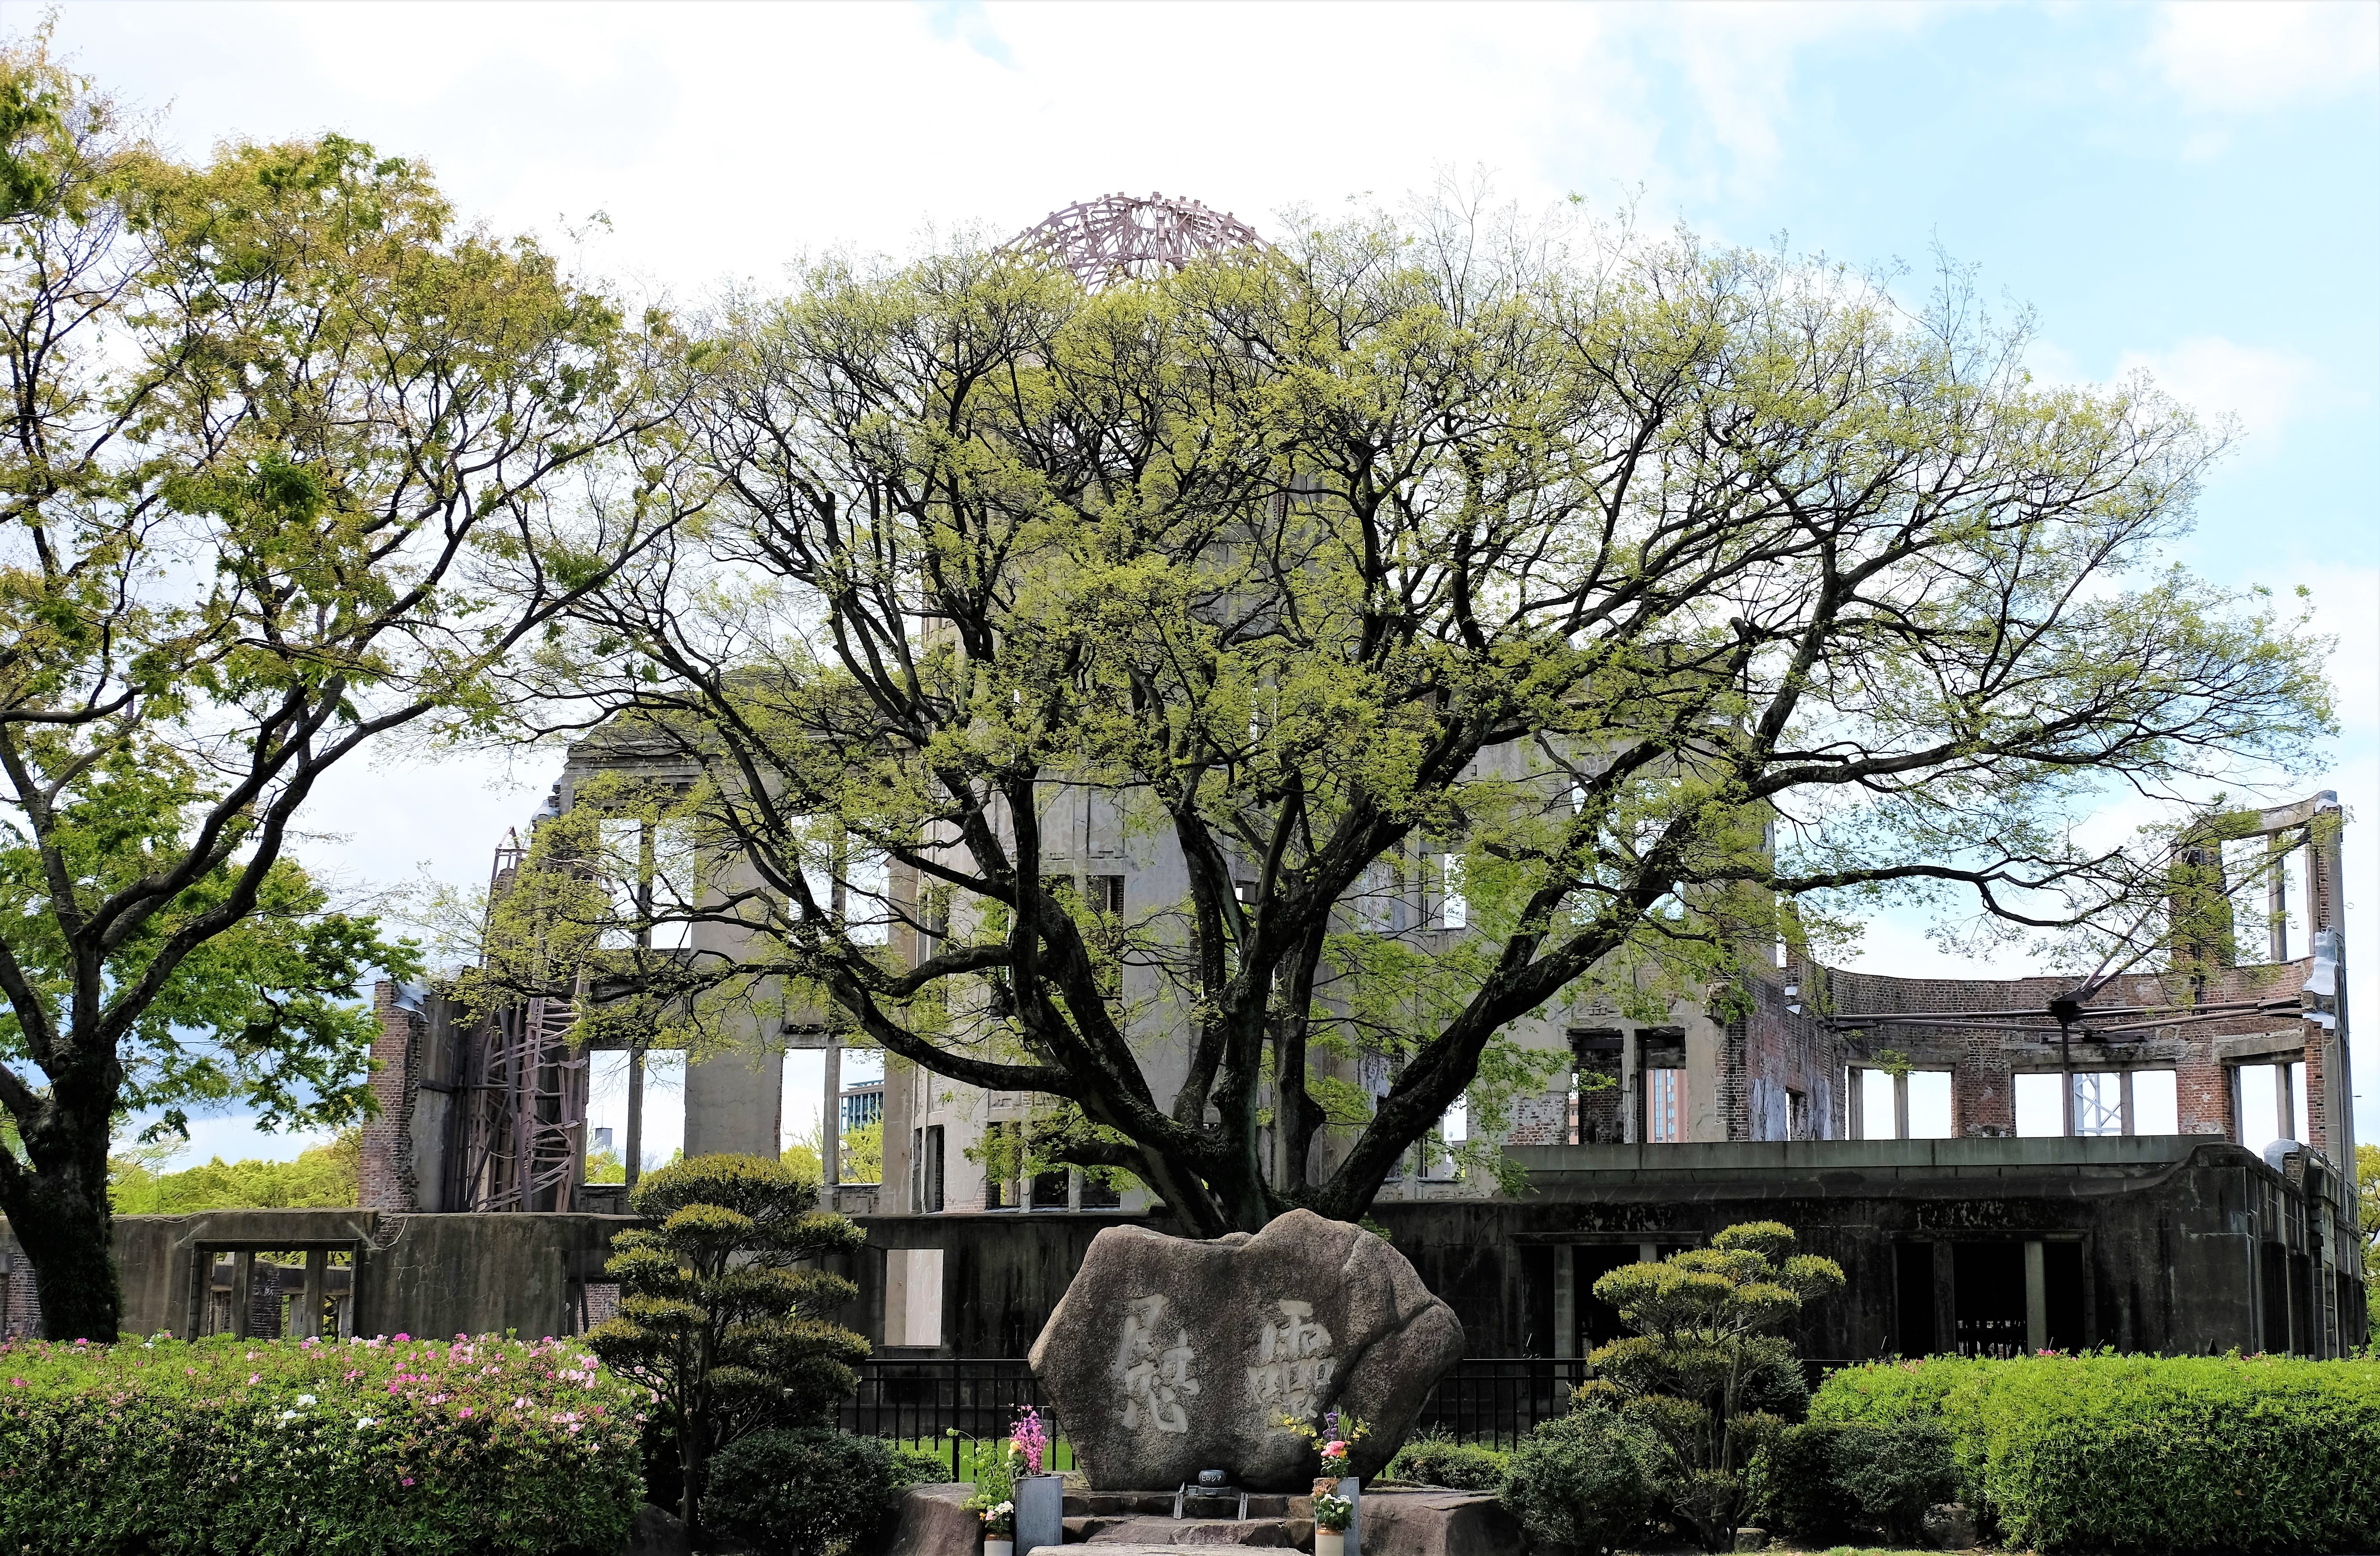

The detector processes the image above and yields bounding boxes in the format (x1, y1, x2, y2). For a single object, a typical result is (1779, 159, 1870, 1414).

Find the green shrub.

(1757, 1421, 1854, 1546)
(706, 1428, 914, 1556)
(1385, 1432, 1510, 1490)
(1830, 1417, 1955, 1543)
(1814, 1353, 2380, 1553)
(1499, 1405, 1658, 1556)
(891, 1441, 958, 1485)
(0, 1332, 646, 1555)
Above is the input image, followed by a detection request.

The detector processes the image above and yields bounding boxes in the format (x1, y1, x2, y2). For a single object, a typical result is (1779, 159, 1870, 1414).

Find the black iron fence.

(841, 1356, 1598, 1473)
(843, 1357, 1074, 1480)
(1410, 1356, 1590, 1449)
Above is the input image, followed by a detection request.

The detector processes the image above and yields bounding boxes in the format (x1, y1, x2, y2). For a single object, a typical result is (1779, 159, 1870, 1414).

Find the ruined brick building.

(274, 765, 2364, 1365)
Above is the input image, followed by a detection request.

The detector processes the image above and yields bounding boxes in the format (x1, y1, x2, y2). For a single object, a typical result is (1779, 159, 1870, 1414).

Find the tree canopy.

(0, 32, 694, 1338)
(488, 202, 2329, 1235)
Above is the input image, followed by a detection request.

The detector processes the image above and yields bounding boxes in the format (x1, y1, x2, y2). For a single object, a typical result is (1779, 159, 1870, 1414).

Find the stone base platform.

(890, 1484, 1520, 1556)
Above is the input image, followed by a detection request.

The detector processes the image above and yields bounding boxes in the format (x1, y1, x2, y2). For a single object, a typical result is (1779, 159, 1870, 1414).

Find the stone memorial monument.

(1026, 1209, 1464, 1491)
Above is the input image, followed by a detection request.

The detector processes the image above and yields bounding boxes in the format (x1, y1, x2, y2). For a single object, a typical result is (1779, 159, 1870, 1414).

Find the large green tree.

(0, 37, 695, 1339)
(503, 210, 2330, 1236)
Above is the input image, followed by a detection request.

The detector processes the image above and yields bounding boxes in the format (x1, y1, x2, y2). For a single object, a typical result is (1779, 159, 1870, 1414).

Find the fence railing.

(842, 1357, 1073, 1480)
(841, 1356, 1597, 1472)
(1410, 1356, 1590, 1449)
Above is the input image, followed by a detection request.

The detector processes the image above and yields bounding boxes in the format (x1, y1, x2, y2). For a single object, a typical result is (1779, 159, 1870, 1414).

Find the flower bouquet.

(966, 1438, 1020, 1556)
(1277, 1407, 1371, 1489)
(1312, 1491, 1354, 1556)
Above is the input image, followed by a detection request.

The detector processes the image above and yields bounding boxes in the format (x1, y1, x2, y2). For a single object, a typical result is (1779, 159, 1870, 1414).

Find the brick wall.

(1505, 1090, 1570, 1147)
(359, 982, 420, 1212)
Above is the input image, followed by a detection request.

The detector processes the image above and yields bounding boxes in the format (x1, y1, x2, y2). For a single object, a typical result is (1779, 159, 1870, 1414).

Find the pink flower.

(401, 1477, 414, 1487)
(248, 1374, 261, 1386)
(459, 1406, 473, 1418)
(1325, 1440, 1347, 1456)
(393, 1334, 410, 1343)
(7, 1379, 22, 1388)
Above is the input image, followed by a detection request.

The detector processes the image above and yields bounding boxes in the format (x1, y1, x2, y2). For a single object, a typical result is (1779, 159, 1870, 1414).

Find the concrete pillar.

(624, 1045, 645, 1188)
(300, 1249, 326, 1341)
(1552, 1248, 1576, 1359)
(2024, 1241, 2047, 1352)
(1620, 1030, 1641, 1144)
(230, 1252, 255, 1340)
(824, 1042, 841, 1189)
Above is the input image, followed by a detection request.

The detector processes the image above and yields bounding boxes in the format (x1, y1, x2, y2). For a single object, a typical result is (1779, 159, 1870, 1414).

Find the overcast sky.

(49, 0, 2380, 1162)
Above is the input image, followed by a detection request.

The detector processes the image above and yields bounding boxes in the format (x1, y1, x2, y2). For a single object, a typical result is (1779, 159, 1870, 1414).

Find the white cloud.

(51, 1, 1927, 301)
(2111, 336, 2320, 444)
(2149, 1, 2379, 115)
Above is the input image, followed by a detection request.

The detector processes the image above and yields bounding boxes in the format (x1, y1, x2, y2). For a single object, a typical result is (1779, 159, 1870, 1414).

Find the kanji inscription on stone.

(1244, 1297, 1336, 1421)
(1115, 1293, 1200, 1434)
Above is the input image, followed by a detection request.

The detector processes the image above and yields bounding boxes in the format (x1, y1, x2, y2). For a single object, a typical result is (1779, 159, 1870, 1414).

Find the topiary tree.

(587, 1153, 870, 1547)
(1582, 1221, 1844, 1551)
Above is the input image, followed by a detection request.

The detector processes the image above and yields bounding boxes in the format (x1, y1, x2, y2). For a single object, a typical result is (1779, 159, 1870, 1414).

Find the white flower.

(355, 1417, 377, 1430)
(278, 1410, 300, 1422)
(295, 1394, 316, 1406)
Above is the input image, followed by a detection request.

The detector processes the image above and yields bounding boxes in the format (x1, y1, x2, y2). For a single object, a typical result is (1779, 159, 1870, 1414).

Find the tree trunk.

(0, 1130, 122, 1342)
(679, 1426, 701, 1554)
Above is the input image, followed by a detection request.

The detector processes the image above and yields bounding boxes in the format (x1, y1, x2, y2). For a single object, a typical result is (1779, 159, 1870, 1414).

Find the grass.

(889, 1435, 1079, 1482)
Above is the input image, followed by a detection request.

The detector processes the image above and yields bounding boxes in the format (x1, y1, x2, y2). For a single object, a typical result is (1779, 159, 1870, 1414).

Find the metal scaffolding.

(446, 834, 592, 1212)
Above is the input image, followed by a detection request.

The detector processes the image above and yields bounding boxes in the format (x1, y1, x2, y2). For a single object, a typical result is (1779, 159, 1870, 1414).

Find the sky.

(46, 0, 2380, 1164)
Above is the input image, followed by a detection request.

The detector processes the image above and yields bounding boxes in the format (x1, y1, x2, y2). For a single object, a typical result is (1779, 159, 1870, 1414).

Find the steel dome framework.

(1010, 192, 1262, 286)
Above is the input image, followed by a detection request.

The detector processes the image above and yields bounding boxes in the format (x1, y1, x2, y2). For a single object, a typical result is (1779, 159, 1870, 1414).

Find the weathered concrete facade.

(0, 1209, 631, 1342)
(849, 1137, 2366, 1362)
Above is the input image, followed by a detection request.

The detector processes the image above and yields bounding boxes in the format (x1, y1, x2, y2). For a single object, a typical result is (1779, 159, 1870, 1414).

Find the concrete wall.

(2, 1209, 635, 1340)
(843, 1137, 2368, 1362)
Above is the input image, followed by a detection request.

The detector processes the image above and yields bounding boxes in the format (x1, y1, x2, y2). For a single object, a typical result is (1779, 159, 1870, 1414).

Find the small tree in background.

(1581, 1222, 1844, 1551)
(587, 1154, 870, 1545)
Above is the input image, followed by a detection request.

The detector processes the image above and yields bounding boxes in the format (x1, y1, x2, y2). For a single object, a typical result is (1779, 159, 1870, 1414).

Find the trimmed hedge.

(1813, 1352, 2380, 1553)
(1383, 1433, 1510, 1490)
(0, 1332, 648, 1555)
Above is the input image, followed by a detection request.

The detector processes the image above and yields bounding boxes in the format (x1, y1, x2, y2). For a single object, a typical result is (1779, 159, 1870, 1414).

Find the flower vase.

(1316, 1532, 1344, 1556)
(1015, 1475, 1065, 1556)
(986, 1541, 1014, 1556)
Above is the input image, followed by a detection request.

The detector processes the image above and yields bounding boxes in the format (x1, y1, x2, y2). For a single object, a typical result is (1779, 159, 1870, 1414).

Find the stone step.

(1067, 1493, 1299, 1519)
(1039, 1546, 1297, 1556)
(1080, 1516, 1312, 1549)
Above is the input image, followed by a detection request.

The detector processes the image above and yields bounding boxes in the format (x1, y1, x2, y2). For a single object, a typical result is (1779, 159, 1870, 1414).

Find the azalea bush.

(0, 1331, 647, 1554)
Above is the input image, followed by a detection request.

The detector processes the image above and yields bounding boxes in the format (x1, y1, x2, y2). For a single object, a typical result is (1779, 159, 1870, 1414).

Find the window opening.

(2134, 1069, 2180, 1134)
(1907, 1071, 1953, 1139)
(2070, 1072, 2124, 1137)
(1435, 854, 1467, 930)
(1645, 1069, 1686, 1143)
(2235, 1059, 2309, 1158)
(921, 1125, 945, 1213)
